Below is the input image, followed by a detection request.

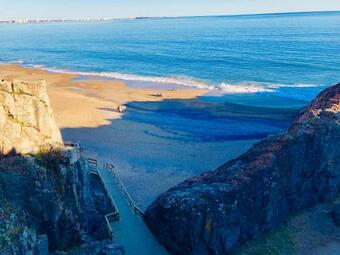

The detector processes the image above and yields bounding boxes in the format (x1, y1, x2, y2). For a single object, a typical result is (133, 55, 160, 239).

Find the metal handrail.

(105, 215, 114, 240)
(87, 158, 120, 240)
(81, 152, 145, 238)
(63, 141, 82, 151)
(104, 163, 145, 218)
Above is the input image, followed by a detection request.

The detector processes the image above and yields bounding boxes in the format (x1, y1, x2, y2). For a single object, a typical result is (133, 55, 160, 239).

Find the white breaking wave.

(269, 83, 322, 88)
(81, 71, 215, 90)
(21, 64, 323, 94)
(8, 59, 25, 64)
(39, 66, 215, 89)
(218, 82, 322, 94)
(219, 83, 274, 93)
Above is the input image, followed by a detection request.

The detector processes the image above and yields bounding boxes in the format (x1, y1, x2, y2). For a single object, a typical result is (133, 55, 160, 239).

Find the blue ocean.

(0, 11, 339, 102)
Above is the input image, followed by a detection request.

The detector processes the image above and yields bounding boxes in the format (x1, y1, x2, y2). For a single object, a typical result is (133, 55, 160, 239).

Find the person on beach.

(117, 105, 126, 113)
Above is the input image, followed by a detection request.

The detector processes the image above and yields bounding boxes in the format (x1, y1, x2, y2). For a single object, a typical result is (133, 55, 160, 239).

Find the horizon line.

(137, 10, 340, 19)
(1, 10, 339, 23)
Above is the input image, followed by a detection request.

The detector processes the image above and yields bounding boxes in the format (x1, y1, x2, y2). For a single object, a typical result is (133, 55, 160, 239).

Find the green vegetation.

(0, 195, 24, 249)
(232, 225, 297, 255)
(34, 150, 68, 194)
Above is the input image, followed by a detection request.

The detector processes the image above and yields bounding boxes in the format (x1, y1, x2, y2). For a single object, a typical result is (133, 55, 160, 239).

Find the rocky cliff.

(0, 154, 123, 255)
(0, 79, 62, 155)
(0, 79, 123, 254)
(145, 84, 340, 255)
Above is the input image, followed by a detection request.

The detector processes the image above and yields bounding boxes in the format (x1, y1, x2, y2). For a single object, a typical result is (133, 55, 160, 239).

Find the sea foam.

(43, 67, 322, 93)
(6, 62, 323, 94)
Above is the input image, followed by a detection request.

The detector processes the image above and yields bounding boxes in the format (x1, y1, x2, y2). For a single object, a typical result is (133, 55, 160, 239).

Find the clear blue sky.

(0, 0, 339, 20)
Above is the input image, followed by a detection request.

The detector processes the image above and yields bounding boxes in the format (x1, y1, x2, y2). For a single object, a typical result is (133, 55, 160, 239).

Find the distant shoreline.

(1, 10, 339, 25)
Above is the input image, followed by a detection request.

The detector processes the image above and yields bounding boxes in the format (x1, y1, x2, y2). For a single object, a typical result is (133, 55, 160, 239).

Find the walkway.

(97, 166, 169, 255)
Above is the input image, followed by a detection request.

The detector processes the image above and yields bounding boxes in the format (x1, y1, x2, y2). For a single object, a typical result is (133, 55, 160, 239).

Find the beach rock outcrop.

(0, 79, 62, 155)
(145, 84, 340, 254)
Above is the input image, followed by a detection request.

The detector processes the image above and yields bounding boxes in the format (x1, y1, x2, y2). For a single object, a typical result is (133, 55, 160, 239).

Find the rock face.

(0, 79, 62, 155)
(145, 84, 340, 255)
(0, 79, 123, 254)
(0, 154, 94, 252)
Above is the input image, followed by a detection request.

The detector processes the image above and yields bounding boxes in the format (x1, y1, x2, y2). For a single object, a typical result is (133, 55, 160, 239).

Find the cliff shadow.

(0, 149, 114, 252)
(60, 93, 306, 208)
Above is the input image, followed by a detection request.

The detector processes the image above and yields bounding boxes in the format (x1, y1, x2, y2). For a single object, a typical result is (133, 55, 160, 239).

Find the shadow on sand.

(59, 94, 307, 208)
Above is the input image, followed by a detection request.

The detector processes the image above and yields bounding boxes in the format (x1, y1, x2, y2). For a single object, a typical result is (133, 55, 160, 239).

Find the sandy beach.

(0, 64, 207, 128)
(0, 64, 294, 208)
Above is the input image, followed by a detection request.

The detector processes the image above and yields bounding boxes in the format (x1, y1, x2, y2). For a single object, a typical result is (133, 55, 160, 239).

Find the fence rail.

(104, 163, 145, 218)
(88, 158, 98, 173)
(71, 150, 146, 239)
(87, 158, 120, 240)
(64, 141, 82, 151)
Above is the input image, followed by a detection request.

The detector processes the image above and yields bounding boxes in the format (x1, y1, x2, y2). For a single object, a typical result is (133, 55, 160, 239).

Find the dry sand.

(0, 64, 207, 129)
(0, 64, 258, 208)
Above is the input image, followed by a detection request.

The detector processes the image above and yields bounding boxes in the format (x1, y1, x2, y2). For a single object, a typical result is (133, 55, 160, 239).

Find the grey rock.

(145, 84, 340, 255)
(331, 200, 340, 226)
(53, 241, 125, 255)
(35, 235, 49, 255)
(99, 243, 125, 255)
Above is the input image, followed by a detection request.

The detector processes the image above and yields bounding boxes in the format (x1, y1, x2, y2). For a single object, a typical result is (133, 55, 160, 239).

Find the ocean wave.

(0, 59, 25, 64)
(219, 83, 274, 93)
(216, 82, 322, 94)
(4, 61, 323, 94)
(270, 83, 321, 88)
(43, 67, 322, 93)
(38, 66, 217, 89)
(81, 71, 215, 90)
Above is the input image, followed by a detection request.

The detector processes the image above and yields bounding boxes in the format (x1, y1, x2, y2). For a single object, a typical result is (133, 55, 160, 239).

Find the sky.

(0, 0, 340, 20)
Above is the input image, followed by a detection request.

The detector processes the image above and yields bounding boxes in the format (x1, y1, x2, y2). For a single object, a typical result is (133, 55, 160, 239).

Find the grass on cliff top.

(232, 200, 340, 255)
(232, 226, 297, 255)
(34, 149, 69, 195)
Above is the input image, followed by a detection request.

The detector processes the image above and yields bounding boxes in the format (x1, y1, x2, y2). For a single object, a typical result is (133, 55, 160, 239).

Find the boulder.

(145, 84, 340, 255)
